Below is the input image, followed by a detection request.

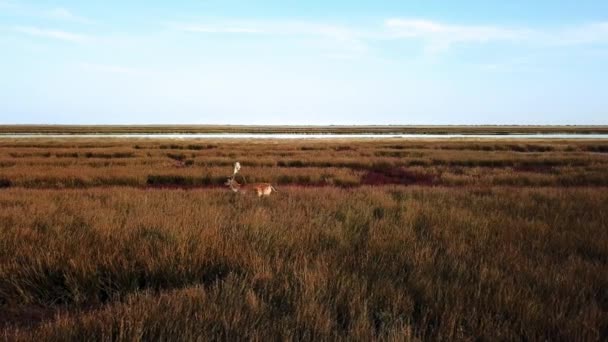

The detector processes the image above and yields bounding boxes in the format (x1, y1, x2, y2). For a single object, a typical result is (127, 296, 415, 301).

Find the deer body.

(225, 178, 277, 197)
(225, 162, 277, 197)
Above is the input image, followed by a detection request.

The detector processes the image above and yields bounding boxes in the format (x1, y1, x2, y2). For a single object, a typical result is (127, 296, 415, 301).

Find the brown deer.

(225, 162, 278, 197)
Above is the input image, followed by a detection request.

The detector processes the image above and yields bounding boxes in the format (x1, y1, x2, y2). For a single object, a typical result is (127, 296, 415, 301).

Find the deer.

(225, 162, 278, 197)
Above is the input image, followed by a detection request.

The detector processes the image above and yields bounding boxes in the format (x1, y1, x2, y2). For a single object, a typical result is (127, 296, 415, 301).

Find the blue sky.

(1, 0, 607, 125)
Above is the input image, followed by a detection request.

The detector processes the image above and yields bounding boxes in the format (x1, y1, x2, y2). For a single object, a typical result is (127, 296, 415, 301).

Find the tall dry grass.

(0, 138, 607, 340)
(1, 139, 607, 189)
(0, 187, 606, 340)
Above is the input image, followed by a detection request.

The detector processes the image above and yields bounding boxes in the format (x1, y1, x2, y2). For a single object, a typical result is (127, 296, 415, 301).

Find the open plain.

(0, 138, 607, 340)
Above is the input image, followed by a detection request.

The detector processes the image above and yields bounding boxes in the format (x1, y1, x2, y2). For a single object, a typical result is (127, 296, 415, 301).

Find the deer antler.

(226, 161, 276, 197)
(232, 162, 241, 179)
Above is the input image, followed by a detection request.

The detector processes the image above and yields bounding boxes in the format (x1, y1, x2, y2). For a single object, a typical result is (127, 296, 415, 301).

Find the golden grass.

(0, 138, 607, 340)
(1, 139, 607, 189)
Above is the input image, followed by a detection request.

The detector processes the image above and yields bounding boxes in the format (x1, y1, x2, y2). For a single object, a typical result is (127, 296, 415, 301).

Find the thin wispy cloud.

(384, 18, 532, 53)
(1, 2, 94, 24)
(555, 22, 608, 45)
(477, 56, 542, 73)
(14, 26, 89, 43)
(169, 18, 608, 56)
(170, 20, 367, 52)
(46, 8, 94, 24)
(172, 23, 264, 34)
(0, 0, 18, 9)
(79, 62, 149, 76)
(385, 18, 608, 52)
(385, 19, 527, 41)
(171, 20, 356, 38)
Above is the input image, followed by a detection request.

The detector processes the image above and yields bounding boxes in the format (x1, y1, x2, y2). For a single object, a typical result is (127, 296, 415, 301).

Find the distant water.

(1, 133, 608, 139)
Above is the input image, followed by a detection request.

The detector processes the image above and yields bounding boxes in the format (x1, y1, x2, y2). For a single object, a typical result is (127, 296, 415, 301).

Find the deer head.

(225, 177, 241, 192)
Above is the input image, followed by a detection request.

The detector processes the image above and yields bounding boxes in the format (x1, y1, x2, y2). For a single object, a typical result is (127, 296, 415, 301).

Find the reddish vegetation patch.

(144, 183, 223, 190)
(513, 165, 555, 173)
(282, 182, 355, 189)
(361, 167, 436, 186)
(0, 306, 57, 329)
(145, 183, 336, 191)
(279, 182, 326, 188)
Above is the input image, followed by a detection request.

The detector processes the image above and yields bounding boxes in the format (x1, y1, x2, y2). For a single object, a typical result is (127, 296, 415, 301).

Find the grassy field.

(1, 138, 607, 340)
(2, 124, 608, 134)
(1, 138, 608, 189)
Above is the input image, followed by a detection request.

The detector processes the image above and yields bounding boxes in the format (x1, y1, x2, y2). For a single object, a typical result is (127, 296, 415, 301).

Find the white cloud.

(46, 8, 93, 24)
(171, 24, 263, 34)
(385, 18, 530, 53)
(173, 18, 528, 48)
(1, 3, 94, 24)
(168, 18, 608, 58)
(385, 19, 525, 41)
(171, 20, 354, 37)
(14, 26, 89, 43)
(79, 62, 149, 76)
(170, 20, 367, 52)
(0, 0, 18, 9)
(384, 18, 608, 52)
(477, 56, 542, 73)
(556, 22, 608, 45)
